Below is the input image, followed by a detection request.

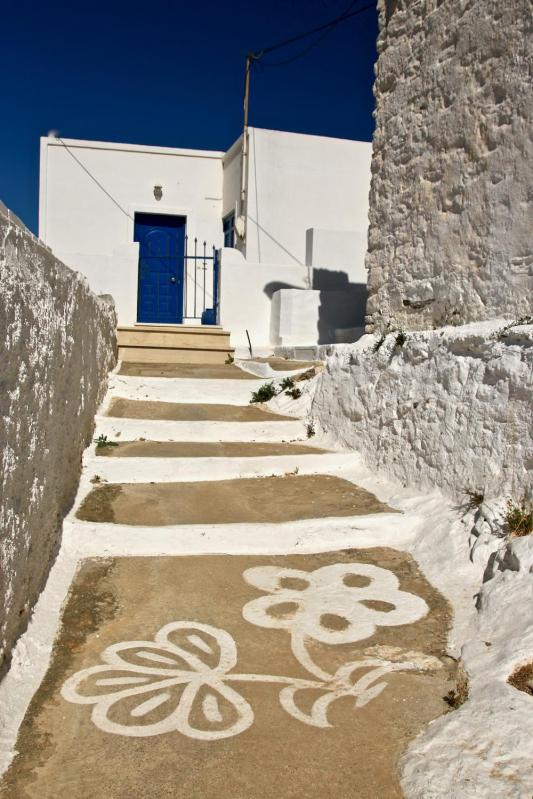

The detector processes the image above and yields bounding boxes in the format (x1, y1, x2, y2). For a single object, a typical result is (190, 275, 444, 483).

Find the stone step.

(94, 441, 327, 457)
(76, 474, 392, 525)
(85, 451, 353, 486)
(94, 415, 307, 443)
(117, 324, 234, 364)
(104, 398, 294, 423)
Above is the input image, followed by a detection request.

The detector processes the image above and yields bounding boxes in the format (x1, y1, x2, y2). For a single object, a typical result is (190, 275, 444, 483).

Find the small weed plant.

(280, 376, 295, 391)
(463, 489, 485, 512)
(444, 664, 469, 710)
(506, 498, 533, 537)
(373, 333, 387, 353)
(250, 382, 277, 404)
(287, 387, 302, 399)
(94, 435, 118, 449)
(306, 421, 316, 438)
(494, 316, 533, 340)
(395, 330, 407, 348)
(225, 353, 234, 364)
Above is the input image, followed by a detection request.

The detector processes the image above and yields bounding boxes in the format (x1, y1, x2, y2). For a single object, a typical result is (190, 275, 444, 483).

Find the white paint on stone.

(0, 201, 116, 675)
(84, 452, 356, 485)
(94, 415, 307, 443)
(309, 321, 533, 502)
(366, 0, 533, 332)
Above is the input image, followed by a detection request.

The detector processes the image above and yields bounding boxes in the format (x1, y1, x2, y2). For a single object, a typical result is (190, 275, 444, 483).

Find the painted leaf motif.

(61, 621, 253, 740)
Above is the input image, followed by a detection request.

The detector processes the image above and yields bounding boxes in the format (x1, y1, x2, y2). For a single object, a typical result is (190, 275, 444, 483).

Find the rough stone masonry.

(366, 0, 533, 333)
(0, 202, 116, 676)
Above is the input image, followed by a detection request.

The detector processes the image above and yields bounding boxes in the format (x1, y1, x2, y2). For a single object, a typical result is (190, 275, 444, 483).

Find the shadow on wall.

(263, 280, 300, 298)
(313, 269, 367, 345)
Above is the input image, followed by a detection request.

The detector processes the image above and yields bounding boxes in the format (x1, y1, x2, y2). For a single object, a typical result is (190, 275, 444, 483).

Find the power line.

(55, 137, 133, 221)
(250, 0, 376, 67)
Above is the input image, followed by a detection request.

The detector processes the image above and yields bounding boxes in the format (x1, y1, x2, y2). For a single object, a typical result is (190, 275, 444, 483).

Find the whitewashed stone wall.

(366, 0, 533, 332)
(0, 202, 116, 675)
(311, 321, 533, 502)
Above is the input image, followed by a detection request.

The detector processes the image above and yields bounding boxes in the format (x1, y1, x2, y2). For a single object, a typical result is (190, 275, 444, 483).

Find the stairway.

(116, 324, 234, 364)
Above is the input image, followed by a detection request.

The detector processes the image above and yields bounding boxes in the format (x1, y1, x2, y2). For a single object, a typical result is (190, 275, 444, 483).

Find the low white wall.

(270, 290, 320, 347)
(311, 321, 533, 502)
(218, 248, 308, 354)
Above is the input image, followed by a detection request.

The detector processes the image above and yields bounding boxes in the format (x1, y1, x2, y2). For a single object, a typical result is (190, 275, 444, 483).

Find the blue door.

(134, 213, 185, 324)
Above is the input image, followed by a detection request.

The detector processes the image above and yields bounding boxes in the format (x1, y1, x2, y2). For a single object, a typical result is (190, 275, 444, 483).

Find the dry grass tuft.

(508, 662, 533, 697)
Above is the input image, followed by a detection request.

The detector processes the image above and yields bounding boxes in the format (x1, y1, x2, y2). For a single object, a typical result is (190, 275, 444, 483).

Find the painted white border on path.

(105, 375, 267, 406)
(94, 416, 307, 443)
(84, 451, 358, 484)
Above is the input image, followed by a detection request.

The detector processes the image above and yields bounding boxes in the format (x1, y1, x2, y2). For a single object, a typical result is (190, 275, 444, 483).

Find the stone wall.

(366, 0, 533, 332)
(0, 202, 116, 675)
(311, 321, 533, 502)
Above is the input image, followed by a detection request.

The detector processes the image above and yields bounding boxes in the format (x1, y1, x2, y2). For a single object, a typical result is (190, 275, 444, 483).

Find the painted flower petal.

(155, 621, 239, 674)
(102, 641, 196, 674)
(90, 679, 190, 737)
(175, 679, 254, 740)
(242, 566, 311, 594)
(61, 664, 188, 706)
(242, 594, 302, 632)
(314, 563, 400, 591)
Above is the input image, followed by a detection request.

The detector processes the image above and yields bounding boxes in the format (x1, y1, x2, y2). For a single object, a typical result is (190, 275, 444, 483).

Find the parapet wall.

(0, 202, 116, 675)
(312, 321, 533, 502)
(366, 0, 533, 332)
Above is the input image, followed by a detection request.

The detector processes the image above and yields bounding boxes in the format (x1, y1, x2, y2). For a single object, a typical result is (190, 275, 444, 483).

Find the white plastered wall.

(218, 248, 308, 355)
(39, 137, 224, 325)
(244, 128, 372, 266)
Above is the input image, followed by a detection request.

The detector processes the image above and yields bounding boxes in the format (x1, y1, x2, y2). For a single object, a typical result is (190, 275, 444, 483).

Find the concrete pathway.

(0, 361, 456, 799)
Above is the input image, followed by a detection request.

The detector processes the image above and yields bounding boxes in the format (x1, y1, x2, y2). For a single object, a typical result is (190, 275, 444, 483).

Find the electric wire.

(251, 0, 376, 67)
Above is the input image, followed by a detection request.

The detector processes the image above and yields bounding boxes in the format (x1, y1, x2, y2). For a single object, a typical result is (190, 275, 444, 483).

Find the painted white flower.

(242, 562, 429, 646)
(61, 621, 253, 740)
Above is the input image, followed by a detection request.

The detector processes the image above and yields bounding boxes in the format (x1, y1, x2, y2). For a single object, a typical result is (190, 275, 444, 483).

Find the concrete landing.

(0, 551, 454, 799)
(76, 475, 394, 526)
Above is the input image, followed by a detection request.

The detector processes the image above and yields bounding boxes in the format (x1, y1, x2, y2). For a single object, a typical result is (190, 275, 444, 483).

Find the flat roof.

(41, 136, 225, 160)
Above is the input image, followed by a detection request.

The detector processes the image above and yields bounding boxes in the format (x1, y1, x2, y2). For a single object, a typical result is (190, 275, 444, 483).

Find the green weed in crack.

(94, 435, 119, 449)
(493, 316, 533, 340)
(250, 382, 277, 404)
(372, 333, 387, 353)
(280, 376, 295, 391)
(286, 387, 302, 400)
(506, 498, 533, 537)
(395, 330, 407, 348)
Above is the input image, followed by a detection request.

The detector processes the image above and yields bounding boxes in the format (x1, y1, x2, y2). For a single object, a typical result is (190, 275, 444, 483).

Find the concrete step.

(94, 415, 307, 443)
(85, 452, 354, 485)
(117, 325, 234, 364)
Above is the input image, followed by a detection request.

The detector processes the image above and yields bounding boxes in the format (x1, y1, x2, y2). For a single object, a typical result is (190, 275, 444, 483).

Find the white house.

(39, 128, 371, 358)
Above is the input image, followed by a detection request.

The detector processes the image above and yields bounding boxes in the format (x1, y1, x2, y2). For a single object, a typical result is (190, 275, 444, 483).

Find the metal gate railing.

(183, 236, 220, 325)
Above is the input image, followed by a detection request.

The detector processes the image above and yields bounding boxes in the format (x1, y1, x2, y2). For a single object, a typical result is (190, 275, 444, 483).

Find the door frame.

(131, 208, 188, 325)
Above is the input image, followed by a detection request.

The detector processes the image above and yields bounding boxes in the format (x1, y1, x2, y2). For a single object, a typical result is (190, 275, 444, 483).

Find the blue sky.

(1, 0, 378, 233)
